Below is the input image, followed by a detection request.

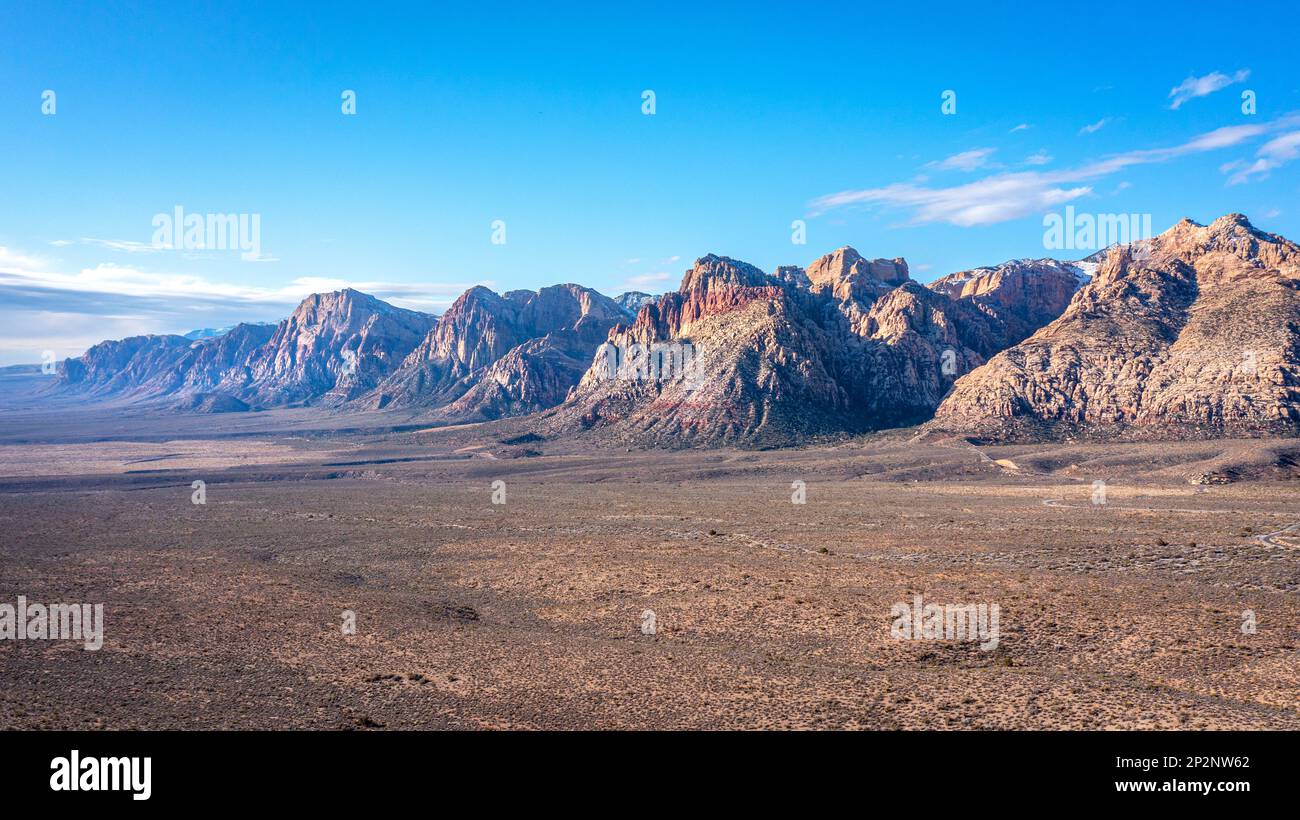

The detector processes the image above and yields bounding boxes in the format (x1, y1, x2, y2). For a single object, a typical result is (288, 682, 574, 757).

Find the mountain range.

(47, 214, 1300, 446)
(933, 214, 1300, 441)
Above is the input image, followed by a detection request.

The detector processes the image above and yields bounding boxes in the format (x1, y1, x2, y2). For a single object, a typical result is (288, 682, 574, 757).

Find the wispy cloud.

(926, 148, 996, 172)
(1009, 124, 1031, 133)
(0, 263, 482, 312)
(810, 175, 1092, 228)
(1079, 118, 1110, 135)
(1024, 151, 1052, 166)
(0, 310, 162, 366)
(48, 237, 281, 262)
(0, 252, 488, 362)
(1168, 69, 1250, 110)
(77, 237, 163, 254)
(0, 246, 55, 273)
(1223, 129, 1300, 185)
(614, 271, 673, 293)
(808, 118, 1289, 227)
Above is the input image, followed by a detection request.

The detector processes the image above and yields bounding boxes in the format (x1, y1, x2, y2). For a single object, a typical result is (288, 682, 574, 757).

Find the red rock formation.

(551, 251, 1003, 446)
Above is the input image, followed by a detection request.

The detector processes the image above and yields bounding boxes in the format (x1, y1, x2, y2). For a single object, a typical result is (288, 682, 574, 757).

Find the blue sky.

(1, 1, 1298, 363)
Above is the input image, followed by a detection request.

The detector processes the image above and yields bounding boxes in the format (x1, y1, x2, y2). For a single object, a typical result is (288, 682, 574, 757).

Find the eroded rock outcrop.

(57, 335, 194, 398)
(928, 258, 1088, 348)
(239, 289, 436, 406)
(934, 214, 1300, 440)
(367, 283, 625, 415)
(55, 289, 434, 409)
(549, 249, 1006, 446)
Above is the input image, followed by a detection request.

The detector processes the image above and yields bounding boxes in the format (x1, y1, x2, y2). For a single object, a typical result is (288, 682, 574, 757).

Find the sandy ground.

(0, 408, 1297, 729)
(0, 439, 346, 476)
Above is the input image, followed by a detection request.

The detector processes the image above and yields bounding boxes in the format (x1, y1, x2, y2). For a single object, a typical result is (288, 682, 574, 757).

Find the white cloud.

(615, 271, 672, 292)
(1226, 130, 1300, 185)
(809, 117, 1291, 227)
(0, 246, 54, 273)
(1009, 124, 1031, 133)
(0, 261, 480, 310)
(1168, 69, 1250, 110)
(0, 250, 491, 362)
(0, 311, 158, 366)
(1079, 118, 1110, 135)
(78, 237, 163, 254)
(47, 237, 281, 263)
(927, 148, 995, 172)
(1024, 151, 1052, 166)
(1069, 123, 1269, 179)
(809, 174, 1092, 227)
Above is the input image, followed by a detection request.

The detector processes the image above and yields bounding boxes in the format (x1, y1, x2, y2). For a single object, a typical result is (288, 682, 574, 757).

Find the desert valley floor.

(1, 390, 1298, 729)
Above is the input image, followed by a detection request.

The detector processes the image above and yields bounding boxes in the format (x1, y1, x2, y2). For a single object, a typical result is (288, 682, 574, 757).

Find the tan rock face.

(242, 289, 436, 406)
(928, 258, 1086, 348)
(431, 337, 592, 421)
(57, 335, 194, 397)
(64, 216, 1291, 447)
(935, 214, 1300, 441)
(552, 252, 1004, 446)
(54, 290, 435, 409)
(368, 283, 625, 414)
(156, 322, 277, 399)
(805, 246, 909, 302)
(677, 254, 771, 292)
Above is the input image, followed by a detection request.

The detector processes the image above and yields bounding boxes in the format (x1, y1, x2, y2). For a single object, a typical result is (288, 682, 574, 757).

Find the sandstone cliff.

(934, 214, 1300, 441)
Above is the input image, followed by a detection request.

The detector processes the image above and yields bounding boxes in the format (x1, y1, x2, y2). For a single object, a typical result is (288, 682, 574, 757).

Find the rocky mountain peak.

(51, 214, 1299, 446)
(678, 254, 771, 292)
(805, 246, 909, 302)
(364, 282, 626, 412)
(928, 257, 1088, 348)
(935, 212, 1300, 441)
(614, 291, 655, 315)
(249, 288, 435, 405)
(773, 265, 811, 289)
(1126, 211, 1300, 277)
(1213, 212, 1252, 229)
(447, 285, 505, 313)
